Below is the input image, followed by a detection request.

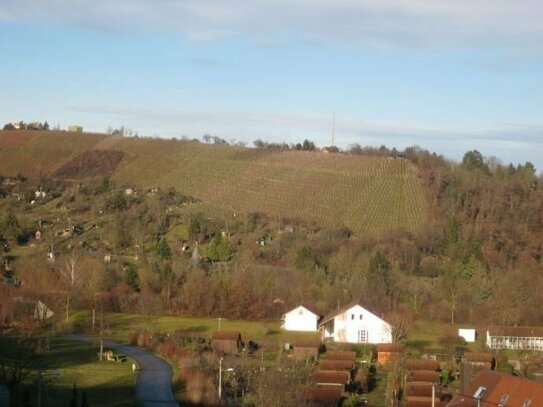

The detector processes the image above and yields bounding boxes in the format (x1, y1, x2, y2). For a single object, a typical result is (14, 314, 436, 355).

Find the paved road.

(68, 335, 179, 407)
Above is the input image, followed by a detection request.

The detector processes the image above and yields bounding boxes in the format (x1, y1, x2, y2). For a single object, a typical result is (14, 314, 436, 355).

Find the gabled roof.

(406, 370, 440, 383)
(318, 299, 386, 326)
(285, 304, 321, 318)
(487, 325, 543, 337)
(447, 370, 543, 407)
(292, 338, 322, 348)
(211, 331, 241, 341)
(325, 350, 357, 361)
(312, 370, 350, 385)
(318, 360, 354, 371)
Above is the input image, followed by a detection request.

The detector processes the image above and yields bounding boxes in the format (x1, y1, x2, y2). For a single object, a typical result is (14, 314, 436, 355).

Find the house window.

(358, 330, 368, 343)
(359, 314, 363, 320)
(351, 314, 355, 320)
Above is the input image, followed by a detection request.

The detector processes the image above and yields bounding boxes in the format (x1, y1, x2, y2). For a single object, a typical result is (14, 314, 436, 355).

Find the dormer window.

(498, 394, 509, 407)
(473, 386, 487, 400)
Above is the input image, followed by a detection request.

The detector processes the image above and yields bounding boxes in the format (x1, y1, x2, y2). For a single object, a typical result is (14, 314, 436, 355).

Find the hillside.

(0, 130, 427, 234)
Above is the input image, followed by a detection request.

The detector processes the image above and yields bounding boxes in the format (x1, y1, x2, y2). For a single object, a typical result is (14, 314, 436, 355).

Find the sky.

(1, 1, 543, 169)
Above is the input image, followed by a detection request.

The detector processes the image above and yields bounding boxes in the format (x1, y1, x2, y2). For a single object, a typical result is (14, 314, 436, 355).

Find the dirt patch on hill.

(52, 149, 124, 179)
(0, 131, 37, 145)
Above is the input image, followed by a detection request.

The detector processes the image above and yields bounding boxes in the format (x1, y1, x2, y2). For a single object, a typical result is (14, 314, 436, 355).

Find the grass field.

(39, 337, 136, 406)
(70, 311, 319, 345)
(0, 131, 428, 235)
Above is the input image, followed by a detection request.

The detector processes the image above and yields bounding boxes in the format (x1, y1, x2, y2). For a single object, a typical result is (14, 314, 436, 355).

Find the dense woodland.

(1, 141, 542, 332)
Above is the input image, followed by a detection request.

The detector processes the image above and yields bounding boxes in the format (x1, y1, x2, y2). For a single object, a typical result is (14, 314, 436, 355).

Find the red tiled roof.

(448, 370, 543, 407)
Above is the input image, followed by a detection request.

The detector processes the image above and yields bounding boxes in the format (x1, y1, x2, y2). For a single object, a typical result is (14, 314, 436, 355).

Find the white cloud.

(2, 0, 543, 54)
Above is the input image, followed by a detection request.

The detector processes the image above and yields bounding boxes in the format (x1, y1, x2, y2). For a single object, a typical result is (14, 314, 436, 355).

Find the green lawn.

(39, 337, 136, 406)
(70, 311, 319, 345)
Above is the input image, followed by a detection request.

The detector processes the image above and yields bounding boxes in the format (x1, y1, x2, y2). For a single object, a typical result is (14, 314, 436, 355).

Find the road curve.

(68, 334, 179, 407)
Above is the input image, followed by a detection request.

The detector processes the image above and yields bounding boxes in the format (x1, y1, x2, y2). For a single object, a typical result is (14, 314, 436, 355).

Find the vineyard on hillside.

(110, 137, 427, 234)
(0, 131, 428, 234)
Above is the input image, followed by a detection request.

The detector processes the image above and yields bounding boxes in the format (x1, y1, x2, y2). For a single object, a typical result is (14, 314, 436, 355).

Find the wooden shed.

(406, 359, 440, 371)
(405, 382, 441, 398)
(376, 343, 405, 365)
(299, 387, 343, 407)
(406, 370, 440, 383)
(212, 331, 242, 354)
(292, 338, 321, 360)
(407, 396, 445, 407)
(318, 360, 355, 372)
(463, 352, 495, 369)
(312, 371, 350, 389)
(325, 350, 356, 362)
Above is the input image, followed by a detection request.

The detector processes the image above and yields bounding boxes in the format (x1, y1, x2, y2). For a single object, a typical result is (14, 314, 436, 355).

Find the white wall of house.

(326, 304, 392, 344)
(459, 328, 476, 343)
(283, 305, 319, 332)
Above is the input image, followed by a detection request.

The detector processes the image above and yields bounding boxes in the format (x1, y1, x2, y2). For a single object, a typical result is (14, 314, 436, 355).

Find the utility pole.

(218, 357, 223, 400)
(332, 109, 336, 146)
(99, 302, 104, 361)
(431, 382, 435, 407)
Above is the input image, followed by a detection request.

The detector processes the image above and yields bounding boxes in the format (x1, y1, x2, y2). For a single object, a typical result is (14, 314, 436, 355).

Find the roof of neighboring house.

(325, 350, 357, 361)
(318, 299, 386, 326)
(292, 338, 322, 348)
(447, 370, 543, 407)
(211, 331, 241, 341)
(406, 370, 440, 383)
(312, 371, 350, 385)
(487, 325, 543, 337)
(318, 360, 355, 371)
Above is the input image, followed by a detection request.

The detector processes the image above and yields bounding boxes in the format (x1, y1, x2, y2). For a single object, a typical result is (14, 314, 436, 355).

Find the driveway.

(68, 335, 179, 407)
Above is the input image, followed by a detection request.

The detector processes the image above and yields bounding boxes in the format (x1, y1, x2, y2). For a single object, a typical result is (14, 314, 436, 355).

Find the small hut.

(325, 351, 356, 362)
(376, 343, 405, 365)
(406, 370, 440, 383)
(299, 387, 343, 406)
(318, 360, 355, 372)
(212, 331, 242, 354)
(406, 359, 440, 371)
(292, 338, 321, 360)
(312, 371, 350, 390)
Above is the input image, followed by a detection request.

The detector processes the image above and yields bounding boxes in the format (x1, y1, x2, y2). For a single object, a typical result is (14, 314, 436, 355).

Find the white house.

(319, 300, 393, 344)
(282, 305, 320, 332)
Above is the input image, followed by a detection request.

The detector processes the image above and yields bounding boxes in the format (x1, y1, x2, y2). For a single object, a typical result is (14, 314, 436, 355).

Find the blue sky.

(1, 1, 543, 169)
